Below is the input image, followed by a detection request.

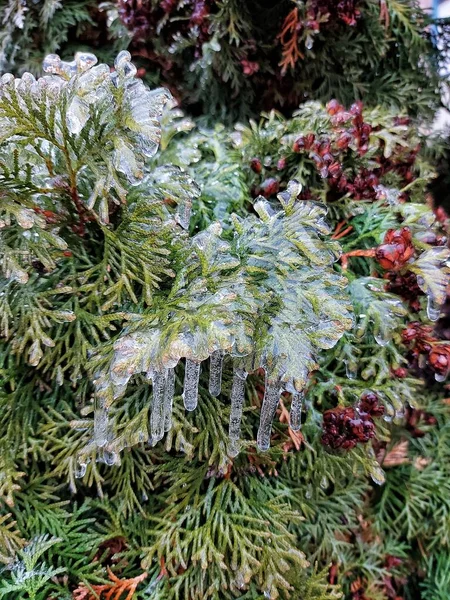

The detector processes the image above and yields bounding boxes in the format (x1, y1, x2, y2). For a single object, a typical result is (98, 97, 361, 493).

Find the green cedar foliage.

(0, 1, 441, 121)
(0, 50, 449, 600)
(108, 0, 440, 121)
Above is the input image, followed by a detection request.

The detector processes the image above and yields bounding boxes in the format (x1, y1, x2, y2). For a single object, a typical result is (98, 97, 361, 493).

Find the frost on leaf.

(90, 193, 353, 460)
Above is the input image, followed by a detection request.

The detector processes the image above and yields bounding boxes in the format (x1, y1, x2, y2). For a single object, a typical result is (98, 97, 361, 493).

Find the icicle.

(228, 365, 248, 457)
(209, 350, 224, 397)
(150, 370, 167, 444)
(257, 377, 282, 451)
(182, 360, 201, 411)
(94, 397, 109, 448)
(164, 367, 176, 432)
(289, 391, 304, 431)
(427, 296, 441, 322)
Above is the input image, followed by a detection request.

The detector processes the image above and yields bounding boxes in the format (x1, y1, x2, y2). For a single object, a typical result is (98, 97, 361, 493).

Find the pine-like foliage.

(109, 0, 439, 120)
(0, 1, 441, 121)
(1, 46, 450, 600)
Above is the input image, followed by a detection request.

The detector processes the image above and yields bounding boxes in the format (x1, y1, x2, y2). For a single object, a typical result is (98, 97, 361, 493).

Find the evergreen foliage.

(0, 1, 441, 120)
(1, 2, 450, 600)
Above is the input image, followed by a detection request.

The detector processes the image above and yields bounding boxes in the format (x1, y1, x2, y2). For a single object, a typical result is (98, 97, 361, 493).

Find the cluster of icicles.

(84, 353, 306, 474)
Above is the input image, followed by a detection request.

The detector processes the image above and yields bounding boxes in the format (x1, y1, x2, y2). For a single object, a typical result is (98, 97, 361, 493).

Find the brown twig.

(278, 7, 304, 74)
(340, 248, 376, 269)
(332, 220, 354, 240)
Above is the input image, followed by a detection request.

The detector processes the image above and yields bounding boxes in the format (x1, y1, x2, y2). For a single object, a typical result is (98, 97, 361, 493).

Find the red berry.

(260, 178, 280, 198)
(250, 158, 262, 174)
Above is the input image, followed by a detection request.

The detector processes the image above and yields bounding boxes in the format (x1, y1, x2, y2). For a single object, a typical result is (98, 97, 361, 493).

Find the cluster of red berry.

(289, 101, 418, 202)
(385, 271, 423, 312)
(402, 322, 450, 381)
(321, 392, 385, 450)
(375, 227, 415, 272)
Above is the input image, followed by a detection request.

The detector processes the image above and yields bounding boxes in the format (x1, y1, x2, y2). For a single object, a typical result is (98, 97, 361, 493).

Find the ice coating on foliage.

(94, 397, 109, 449)
(350, 278, 408, 346)
(0, 51, 173, 227)
(88, 194, 354, 458)
(409, 247, 450, 323)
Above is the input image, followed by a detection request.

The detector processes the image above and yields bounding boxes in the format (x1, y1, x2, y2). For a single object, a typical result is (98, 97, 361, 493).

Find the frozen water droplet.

(43, 54, 62, 74)
(114, 50, 137, 77)
(75, 52, 98, 73)
(289, 391, 304, 431)
(382, 401, 394, 423)
(209, 350, 224, 397)
(370, 464, 385, 485)
(264, 589, 272, 599)
(164, 367, 176, 432)
(228, 365, 248, 457)
(0, 73, 14, 88)
(344, 359, 357, 379)
(257, 377, 281, 451)
(75, 463, 87, 479)
(234, 571, 245, 590)
(56, 366, 64, 386)
(435, 371, 447, 382)
(305, 35, 314, 50)
(320, 476, 328, 490)
(103, 450, 118, 466)
(374, 332, 389, 347)
(305, 484, 313, 499)
(150, 370, 167, 444)
(182, 360, 201, 411)
(427, 296, 441, 322)
(176, 200, 192, 230)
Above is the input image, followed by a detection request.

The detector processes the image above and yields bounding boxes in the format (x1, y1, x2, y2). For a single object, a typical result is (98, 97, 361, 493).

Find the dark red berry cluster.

(375, 227, 415, 271)
(321, 392, 384, 450)
(385, 272, 423, 311)
(291, 101, 420, 202)
(402, 322, 450, 380)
